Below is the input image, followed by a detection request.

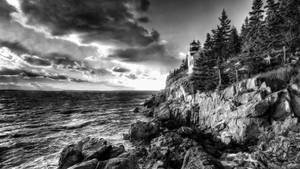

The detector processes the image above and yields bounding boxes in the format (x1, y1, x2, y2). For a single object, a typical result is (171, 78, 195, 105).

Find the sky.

(0, 0, 252, 91)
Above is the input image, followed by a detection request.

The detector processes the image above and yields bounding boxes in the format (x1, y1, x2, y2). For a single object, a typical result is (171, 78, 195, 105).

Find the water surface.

(0, 90, 154, 169)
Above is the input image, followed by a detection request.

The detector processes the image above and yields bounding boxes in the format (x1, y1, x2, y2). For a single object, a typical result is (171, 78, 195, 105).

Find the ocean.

(0, 90, 155, 169)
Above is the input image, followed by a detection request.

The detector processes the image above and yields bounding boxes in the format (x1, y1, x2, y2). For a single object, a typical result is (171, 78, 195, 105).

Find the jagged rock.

(181, 147, 224, 169)
(57, 141, 84, 169)
(148, 132, 198, 169)
(109, 145, 125, 159)
(133, 107, 139, 113)
(68, 159, 102, 169)
(81, 137, 108, 158)
(272, 90, 292, 120)
(104, 152, 139, 169)
(129, 121, 159, 142)
(155, 103, 171, 122)
(289, 84, 300, 117)
(85, 145, 112, 161)
(177, 127, 194, 137)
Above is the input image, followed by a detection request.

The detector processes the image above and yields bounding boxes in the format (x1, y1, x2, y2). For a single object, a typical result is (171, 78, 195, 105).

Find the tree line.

(169, 0, 300, 91)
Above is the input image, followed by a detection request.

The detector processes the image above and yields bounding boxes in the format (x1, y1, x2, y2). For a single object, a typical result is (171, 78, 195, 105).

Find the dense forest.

(167, 0, 300, 91)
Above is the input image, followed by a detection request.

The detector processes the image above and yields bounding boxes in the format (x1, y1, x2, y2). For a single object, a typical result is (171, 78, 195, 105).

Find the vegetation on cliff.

(167, 0, 300, 92)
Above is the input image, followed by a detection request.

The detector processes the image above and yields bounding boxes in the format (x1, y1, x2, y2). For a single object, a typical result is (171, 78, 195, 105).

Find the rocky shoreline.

(57, 67, 300, 169)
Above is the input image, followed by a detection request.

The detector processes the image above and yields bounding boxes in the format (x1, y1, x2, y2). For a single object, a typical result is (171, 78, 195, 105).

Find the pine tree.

(203, 33, 213, 51)
(240, 17, 249, 43)
(228, 27, 241, 56)
(243, 0, 265, 54)
(249, 0, 264, 26)
(219, 9, 232, 43)
(264, 0, 283, 50)
(279, 0, 300, 53)
(212, 9, 232, 60)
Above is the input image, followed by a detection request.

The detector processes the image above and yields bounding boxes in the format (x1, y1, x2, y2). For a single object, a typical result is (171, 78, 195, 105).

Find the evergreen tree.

(212, 9, 232, 60)
(279, 0, 300, 53)
(243, 0, 265, 54)
(264, 0, 283, 50)
(228, 27, 241, 56)
(240, 17, 250, 43)
(203, 33, 213, 51)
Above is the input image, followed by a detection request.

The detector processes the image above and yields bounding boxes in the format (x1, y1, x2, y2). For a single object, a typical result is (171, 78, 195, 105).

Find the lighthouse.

(188, 40, 201, 75)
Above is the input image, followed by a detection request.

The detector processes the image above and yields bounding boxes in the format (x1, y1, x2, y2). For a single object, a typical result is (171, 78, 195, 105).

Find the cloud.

(90, 68, 113, 76)
(126, 74, 138, 80)
(112, 66, 130, 73)
(24, 55, 51, 67)
(109, 43, 180, 68)
(0, 40, 32, 55)
(0, 0, 16, 20)
(18, 0, 158, 47)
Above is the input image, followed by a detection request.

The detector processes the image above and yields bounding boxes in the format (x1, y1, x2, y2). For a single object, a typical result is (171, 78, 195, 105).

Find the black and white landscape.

(0, 0, 300, 169)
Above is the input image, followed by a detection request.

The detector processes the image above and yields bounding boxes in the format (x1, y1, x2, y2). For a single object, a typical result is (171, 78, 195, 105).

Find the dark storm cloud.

(138, 17, 150, 23)
(137, 0, 150, 11)
(109, 43, 180, 66)
(0, 41, 32, 55)
(0, 0, 16, 20)
(90, 68, 113, 76)
(0, 68, 41, 78)
(20, 0, 158, 47)
(112, 67, 130, 73)
(126, 74, 138, 80)
(24, 56, 51, 67)
(0, 68, 87, 82)
(45, 53, 88, 71)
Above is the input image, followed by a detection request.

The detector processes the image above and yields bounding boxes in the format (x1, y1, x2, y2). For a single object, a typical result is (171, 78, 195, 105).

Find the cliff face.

(124, 66, 300, 169)
(160, 67, 299, 145)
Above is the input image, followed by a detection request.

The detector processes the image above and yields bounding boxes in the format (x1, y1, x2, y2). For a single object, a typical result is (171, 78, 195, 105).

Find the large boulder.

(155, 103, 171, 122)
(58, 142, 84, 169)
(85, 145, 112, 161)
(147, 132, 198, 169)
(104, 153, 139, 169)
(129, 121, 160, 142)
(181, 147, 224, 169)
(81, 137, 108, 158)
(68, 159, 102, 169)
(289, 84, 300, 117)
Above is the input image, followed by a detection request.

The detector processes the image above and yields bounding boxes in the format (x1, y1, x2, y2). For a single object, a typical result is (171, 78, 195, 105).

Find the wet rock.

(68, 159, 103, 169)
(104, 152, 139, 169)
(148, 132, 198, 169)
(85, 145, 112, 161)
(133, 107, 139, 113)
(109, 145, 125, 159)
(58, 142, 84, 169)
(181, 147, 224, 169)
(155, 103, 171, 122)
(272, 90, 292, 120)
(129, 121, 159, 142)
(81, 137, 108, 157)
(289, 84, 300, 117)
(177, 127, 194, 137)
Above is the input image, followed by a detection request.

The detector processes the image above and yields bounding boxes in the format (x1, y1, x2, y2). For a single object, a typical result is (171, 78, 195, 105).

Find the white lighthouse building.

(188, 40, 201, 75)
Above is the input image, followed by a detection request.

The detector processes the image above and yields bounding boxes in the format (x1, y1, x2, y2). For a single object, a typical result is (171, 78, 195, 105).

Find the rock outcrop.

(124, 66, 300, 169)
(58, 137, 137, 169)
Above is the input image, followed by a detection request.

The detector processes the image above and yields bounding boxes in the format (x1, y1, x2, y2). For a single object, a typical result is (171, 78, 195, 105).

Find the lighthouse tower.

(188, 40, 201, 74)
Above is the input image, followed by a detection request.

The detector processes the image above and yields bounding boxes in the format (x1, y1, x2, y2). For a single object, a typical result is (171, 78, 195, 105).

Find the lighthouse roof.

(190, 40, 199, 45)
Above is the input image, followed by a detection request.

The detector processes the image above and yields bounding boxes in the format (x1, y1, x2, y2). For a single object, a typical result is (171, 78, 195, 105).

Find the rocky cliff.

(128, 65, 300, 168)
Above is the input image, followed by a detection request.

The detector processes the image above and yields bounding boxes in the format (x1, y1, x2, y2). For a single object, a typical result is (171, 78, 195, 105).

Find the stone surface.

(129, 121, 159, 142)
(181, 147, 224, 169)
(58, 142, 84, 169)
(85, 145, 112, 161)
(104, 153, 139, 169)
(68, 159, 101, 169)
